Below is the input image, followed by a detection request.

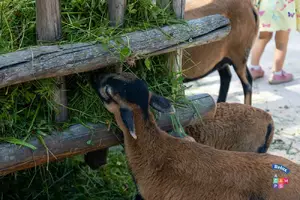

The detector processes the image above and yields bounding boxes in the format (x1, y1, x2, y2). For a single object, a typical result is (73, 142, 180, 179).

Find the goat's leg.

(134, 193, 144, 200)
(217, 65, 232, 103)
(84, 148, 109, 170)
(234, 64, 253, 105)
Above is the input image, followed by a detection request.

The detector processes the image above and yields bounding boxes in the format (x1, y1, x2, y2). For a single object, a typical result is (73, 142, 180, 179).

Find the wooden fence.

(0, 0, 230, 175)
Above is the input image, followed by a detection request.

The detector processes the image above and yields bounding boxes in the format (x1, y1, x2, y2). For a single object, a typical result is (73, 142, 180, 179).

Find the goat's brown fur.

(95, 73, 300, 200)
(184, 102, 274, 153)
(183, 0, 259, 105)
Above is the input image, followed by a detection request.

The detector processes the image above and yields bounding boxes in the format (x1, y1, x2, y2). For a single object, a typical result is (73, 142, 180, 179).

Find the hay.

(0, 0, 185, 140)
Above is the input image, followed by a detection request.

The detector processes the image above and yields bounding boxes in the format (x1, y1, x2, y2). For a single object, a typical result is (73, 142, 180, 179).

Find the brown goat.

(182, 0, 259, 105)
(84, 103, 273, 170)
(184, 102, 274, 153)
(93, 72, 300, 200)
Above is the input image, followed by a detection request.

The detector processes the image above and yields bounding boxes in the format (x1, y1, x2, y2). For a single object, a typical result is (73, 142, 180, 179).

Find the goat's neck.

(123, 110, 165, 171)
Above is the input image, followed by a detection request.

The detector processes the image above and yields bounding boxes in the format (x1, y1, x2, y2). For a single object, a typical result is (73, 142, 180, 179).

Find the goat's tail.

(251, 4, 260, 39)
(257, 123, 274, 153)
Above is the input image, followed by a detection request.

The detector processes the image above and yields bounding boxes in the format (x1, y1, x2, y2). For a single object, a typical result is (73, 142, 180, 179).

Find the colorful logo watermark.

(272, 164, 290, 174)
(272, 164, 290, 189)
(273, 174, 289, 189)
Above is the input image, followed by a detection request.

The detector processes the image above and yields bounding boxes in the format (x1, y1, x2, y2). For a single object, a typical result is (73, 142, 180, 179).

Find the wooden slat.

(167, 0, 186, 96)
(84, 0, 128, 169)
(53, 77, 68, 122)
(0, 93, 215, 176)
(36, 0, 62, 42)
(0, 15, 230, 89)
(36, 0, 68, 122)
(108, 0, 127, 73)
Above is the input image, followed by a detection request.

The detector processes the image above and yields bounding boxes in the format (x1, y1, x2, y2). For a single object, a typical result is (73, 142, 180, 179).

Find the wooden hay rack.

(0, 0, 231, 176)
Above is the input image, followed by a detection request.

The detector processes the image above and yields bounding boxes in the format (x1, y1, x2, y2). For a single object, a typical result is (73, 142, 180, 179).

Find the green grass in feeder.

(0, 0, 183, 53)
(0, 79, 57, 140)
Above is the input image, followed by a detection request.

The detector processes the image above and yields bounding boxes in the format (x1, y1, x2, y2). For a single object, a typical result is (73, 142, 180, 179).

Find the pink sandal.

(250, 66, 265, 80)
(269, 70, 293, 84)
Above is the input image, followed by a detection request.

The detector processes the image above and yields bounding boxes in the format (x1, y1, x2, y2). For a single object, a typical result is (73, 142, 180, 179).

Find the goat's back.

(137, 135, 300, 200)
(185, 103, 274, 153)
(182, 0, 258, 79)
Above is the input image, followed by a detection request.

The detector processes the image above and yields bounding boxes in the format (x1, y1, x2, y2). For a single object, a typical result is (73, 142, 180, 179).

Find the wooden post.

(53, 77, 68, 122)
(169, 0, 185, 76)
(36, 0, 68, 123)
(108, 0, 126, 73)
(158, 0, 185, 95)
(36, 0, 62, 42)
(84, 0, 127, 170)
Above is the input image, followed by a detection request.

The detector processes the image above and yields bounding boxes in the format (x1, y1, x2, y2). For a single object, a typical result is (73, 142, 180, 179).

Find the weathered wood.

(86, 1, 127, 169)
(163, 0, 186, 95)
(54, 77, 68, 122)
(0, 93, 215, 176)
(172, 0, 185, 19)
(36, 0, 62, 42)
(108, 0, 127, 27)
(36, 0, 68, 122)
(0, 15, 230, 89)
(108, 0, 126, 73)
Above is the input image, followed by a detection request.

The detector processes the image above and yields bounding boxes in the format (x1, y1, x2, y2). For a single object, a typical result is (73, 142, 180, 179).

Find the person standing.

(250, 0, 299, 84)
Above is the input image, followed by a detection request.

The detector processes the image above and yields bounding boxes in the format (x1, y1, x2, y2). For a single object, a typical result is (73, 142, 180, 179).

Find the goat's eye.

(103, 85, 118, 104)
(105, 86, 111, 98)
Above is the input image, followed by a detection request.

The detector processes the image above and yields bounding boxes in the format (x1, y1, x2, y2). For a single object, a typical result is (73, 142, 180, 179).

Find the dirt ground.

(185, 31, 300, 163)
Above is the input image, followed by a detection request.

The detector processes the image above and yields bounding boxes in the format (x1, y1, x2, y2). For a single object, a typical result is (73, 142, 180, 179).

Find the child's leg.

(251, 32, 273, 66)
(269, 30, 293, 84)
(250, 31, 273, 79)
(273, 30, 289, 72)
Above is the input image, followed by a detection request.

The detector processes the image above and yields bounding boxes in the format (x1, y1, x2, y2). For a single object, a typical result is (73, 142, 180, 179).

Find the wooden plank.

(168, 0, 186, 75)
(0, 15, 230, 89)
(166, 0, 186, 96)
(53, 77, 68, 122)
(84, 0, 127, 168)
(0, 93, 215, 175)
(172, 0, 185, 19)
(36, 0, 68, 122)
(108, 0, 126, 73)
(108, 0, 127, 27)
(36, 0, 62, 42)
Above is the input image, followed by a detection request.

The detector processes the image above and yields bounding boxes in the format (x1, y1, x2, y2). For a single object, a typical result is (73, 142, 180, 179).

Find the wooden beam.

(0, 15, 230, 89)
(0, 93, 215, 176)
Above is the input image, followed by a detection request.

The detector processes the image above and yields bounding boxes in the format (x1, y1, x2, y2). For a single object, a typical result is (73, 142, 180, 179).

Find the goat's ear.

(120, 108, 137, 139)
(149, 93, 172, 113)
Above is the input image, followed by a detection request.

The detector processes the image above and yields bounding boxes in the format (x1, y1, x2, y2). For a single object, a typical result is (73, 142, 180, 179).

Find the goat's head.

(92, 72, 173, 139)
